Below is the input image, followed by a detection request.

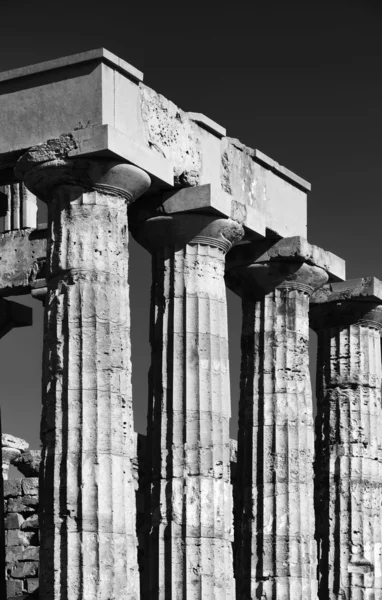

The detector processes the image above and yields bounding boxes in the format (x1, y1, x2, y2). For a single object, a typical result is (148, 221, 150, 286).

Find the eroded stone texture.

(3, 474, 39, 599)
(2, 434, 29, 480)
(311, 280, 382, 600)
(131, 208, 243, 599)
(0, 228, 47, 297)
(0, 182, 37, 231)
(13, 450, 41, 478)
(17, 154, 151, 600)
(226, 242, 335, 600)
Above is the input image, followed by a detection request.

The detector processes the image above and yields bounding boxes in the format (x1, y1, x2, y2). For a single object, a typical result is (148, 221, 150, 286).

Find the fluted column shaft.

(240, 282, 319, 598)
(225, 256, 329, 600)
(313, 302, 382, 600)
(132, 213, 243, 599)
(17, 157, 150, 600)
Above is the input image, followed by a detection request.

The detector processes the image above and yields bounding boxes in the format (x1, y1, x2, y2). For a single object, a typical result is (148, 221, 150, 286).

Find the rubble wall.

(4, 477, 39, 599)
(2, 436, 238, 599)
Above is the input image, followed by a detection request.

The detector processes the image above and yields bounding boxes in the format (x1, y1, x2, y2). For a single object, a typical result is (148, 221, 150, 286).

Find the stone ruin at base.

(0, 48, 379, 600)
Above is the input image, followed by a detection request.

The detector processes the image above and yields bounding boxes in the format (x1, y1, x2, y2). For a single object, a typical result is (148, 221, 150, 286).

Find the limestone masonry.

(0, 47, 376, 600)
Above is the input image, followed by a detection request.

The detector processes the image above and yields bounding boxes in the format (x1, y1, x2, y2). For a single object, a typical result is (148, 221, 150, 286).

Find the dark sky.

(0, 0, 381, 452)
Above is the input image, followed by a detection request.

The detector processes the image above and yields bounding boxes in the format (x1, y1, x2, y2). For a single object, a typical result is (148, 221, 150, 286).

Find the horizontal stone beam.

(0, 229, 47, 296)
(132, 183, 266, 239)
(226, 235, 346, 282)
(0, 48, 309, 240)
(311, 277, 382, 303)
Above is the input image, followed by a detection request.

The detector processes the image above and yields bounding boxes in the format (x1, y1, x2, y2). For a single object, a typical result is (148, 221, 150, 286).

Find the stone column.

(310, 278, 382, 600)
(225, 238, 343, 600)
(130, 208, 244, 599)
(16, 153, 151, 600)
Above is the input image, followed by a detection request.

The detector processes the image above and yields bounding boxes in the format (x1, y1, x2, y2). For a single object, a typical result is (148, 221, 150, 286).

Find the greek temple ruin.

(0, 48, 380, 600)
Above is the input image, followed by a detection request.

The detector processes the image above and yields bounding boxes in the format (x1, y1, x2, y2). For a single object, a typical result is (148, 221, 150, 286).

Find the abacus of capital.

(0, 47, 379, 600)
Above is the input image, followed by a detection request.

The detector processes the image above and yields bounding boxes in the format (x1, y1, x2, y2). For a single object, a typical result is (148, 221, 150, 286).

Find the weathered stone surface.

(20, 514, 38, 530)
(312, 276, 382, 304)
(0, 48, 311, 241)
(311, 281, 382, 600)
(2, 434, 29, 452)
(226, 242, 334, 599)
(19, 546, 39, 561)
(4, 479, 22, 498)
(7, 495, 38, 513)
(2, 447, 21, 481)
(11, 561, 38, 579)
(6, 530, 34, 547)
(26, 578, 39, 593)
(0, 228, 47, 296)
(18, 155, 151, 600)
(0, 182, 37, 230)
(6, 545, 25, 563)
(13, 450, 41, 478)
(132, 206, 243, 599)
(6, 580, 23, 597)
(226, 235, 346, 288)
(21, 478, 38, 497)
(5, 513, 24, 529)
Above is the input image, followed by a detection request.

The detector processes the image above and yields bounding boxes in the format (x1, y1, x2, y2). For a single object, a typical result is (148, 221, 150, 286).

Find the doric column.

(130, 204, 244, 599)
(310, 278, 382, 600)
(16, 153, 151, 600)
(225, 237, 344, 600)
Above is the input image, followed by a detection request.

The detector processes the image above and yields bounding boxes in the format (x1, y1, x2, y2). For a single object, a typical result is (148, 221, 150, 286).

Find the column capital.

(310, 277, 382, 331)
(131, 213, 244, 254)
(15, 152, 151, 205)
(129, 183, 244, 253)
(225, 236, 344, 300)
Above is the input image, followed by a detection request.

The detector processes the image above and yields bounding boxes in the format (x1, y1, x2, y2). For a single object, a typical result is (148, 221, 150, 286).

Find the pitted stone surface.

(132, 211, 243, 599)
(227, 258, 328, 599)
(13, 450, 41, 478)
(311, 287, 382, 600)
(18, 157, 150, 600)
(2, 434, 29, 452)
(3, 474, 39, 598)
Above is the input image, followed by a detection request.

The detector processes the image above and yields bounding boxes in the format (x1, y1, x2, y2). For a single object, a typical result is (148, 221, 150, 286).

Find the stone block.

(5, 512, 25, 529)
(0, 48, 311, 243)
(226, 235, 346, 283)
(4, 479, 22, 498)
(19, 546, 39, 561)
(311, 277, 382, 304)
(11, 561, 38, 578)
(0, 229, 47, 296)
(7, 495, 38, 513)
(2, 434, 29, 451)
(13, 449, 41, 477)
(21, 478, 38, 496)
(20, 514, 39, 530)
(5, 545, 24, 563)
(157, 183, 266, 239)
(6, 579, 23, 596)
(6, 529, 34, 547)
(27, 578, 39, 593)
(0, 48, 142, 153)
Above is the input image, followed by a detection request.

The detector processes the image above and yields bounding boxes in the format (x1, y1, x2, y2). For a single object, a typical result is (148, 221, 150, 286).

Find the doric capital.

(225, 236, 344, 300)
(15, 153, 151, 206)
(310, 277, 382, 331)
(130, 213, 244, 254)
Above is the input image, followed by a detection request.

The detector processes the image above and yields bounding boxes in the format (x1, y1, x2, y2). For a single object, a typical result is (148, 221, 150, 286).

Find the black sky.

(0, 0, 381, 451)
